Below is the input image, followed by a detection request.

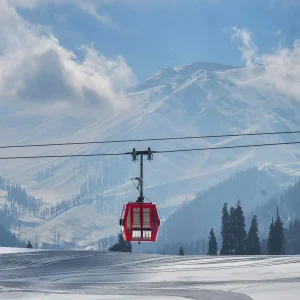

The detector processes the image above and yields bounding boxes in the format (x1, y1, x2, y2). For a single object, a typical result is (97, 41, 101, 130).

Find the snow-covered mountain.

(1, 61, 300, 248)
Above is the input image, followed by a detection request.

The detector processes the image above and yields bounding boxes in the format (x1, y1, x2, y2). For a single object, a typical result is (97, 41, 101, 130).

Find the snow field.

(0, 249, 299, 299)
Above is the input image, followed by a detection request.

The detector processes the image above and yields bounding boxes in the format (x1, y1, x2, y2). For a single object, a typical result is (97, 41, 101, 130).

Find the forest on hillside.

(149, 167, 282, 251)
(160, 200, 300, 256)
(0, 223, 26, 248)
(152, 172, 300, 256)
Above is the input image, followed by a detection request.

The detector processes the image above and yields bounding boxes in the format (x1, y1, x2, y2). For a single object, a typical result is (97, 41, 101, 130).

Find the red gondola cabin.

(119, 202, 160, 242)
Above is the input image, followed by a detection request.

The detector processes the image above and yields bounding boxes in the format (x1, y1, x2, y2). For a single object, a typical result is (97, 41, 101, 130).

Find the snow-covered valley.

(0, 247, 299, 299)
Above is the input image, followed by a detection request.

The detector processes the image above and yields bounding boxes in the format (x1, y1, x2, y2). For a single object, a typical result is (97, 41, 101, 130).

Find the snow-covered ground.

(21, 203, 120, 249)
(0, 248, 299, 299)
(0, 247, 40, 254)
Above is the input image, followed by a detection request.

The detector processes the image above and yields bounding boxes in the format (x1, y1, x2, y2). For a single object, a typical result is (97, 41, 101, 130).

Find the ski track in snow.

(0, 248, 299, 299)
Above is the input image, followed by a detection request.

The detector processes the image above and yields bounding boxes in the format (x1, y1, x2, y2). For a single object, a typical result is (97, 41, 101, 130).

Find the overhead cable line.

(1, 130, 300, 149)
(153, 140, 300, 153)
(1, 140, 300, 160)
(0, 152, 130, 160)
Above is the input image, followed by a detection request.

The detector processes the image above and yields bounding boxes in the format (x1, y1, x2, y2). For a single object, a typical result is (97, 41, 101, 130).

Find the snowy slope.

(0, 250, 299, 299)
(2, 62, 300, 202)
(1, 61, 300, 246)
(22, 203, 120, 249)
(0, 247, 41, 254)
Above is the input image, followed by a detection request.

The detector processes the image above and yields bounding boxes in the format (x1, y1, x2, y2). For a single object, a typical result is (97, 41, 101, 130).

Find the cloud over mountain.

(0, 0, 137, 114)
(232, 26, 300, 102)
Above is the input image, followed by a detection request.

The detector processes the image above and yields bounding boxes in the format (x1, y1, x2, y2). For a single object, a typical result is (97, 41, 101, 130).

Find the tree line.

(0, 176, 41, 228)
(39, 191, 119, 221)
(152, 167, 278, 254)
(172, 200, 289, 256)
(207, 200, 285, 255)
(39, 195, 85, 220)
(249, 178, 300, 236)
(78, 157, 128, 195)
(0, 224, 26, 248)
(284, 219, 300, 254)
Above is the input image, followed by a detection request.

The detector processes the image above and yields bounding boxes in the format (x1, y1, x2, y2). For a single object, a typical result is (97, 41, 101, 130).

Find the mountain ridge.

(1, 60, 300, 247)
(131, 61, 241, 93)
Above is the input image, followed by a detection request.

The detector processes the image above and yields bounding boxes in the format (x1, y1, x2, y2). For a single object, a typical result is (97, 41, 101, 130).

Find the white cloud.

(231, 27, 258, 67)
(74, 1, 120, 29)
(0, 0, 137, 115)
(6, 0, 118, 28)
(6, 0, 60, 9)
(260, 40, 300, 101)
(231, 26, 300, 102)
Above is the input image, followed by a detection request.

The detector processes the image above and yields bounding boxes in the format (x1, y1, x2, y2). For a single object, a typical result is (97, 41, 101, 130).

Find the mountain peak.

(131, 61, 240, 93)
(173, 61, 240, 76)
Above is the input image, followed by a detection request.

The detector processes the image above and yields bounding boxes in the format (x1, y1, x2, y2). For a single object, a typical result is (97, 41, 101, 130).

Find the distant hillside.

(0, 224, 26, 248)
(0, 176, 41, 229)
(3, 60, 300, 247)
(249, 179, 300, 234)
(137, 167, 284, 254)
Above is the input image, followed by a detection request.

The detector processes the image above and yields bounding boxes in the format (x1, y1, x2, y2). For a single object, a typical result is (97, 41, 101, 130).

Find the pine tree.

(273, 206, 284, 255)
(220, 203, 230, 255)
(246, 215, 260, 255)
(285, 219, 300, 255)
(207, 228, 218, 255)
(292, 219, 300, 254)
(229, 206, 237, 255)
(267, 217, 274, 255)
(235, 200, 247, 255)
(109, 233, 132, 252)
(267, 206, 285, 255)
(0, 224, 26, 248)
(178, 246, 184, 255)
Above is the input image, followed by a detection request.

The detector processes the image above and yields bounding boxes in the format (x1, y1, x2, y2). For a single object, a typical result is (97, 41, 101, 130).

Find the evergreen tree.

(267, 206, 285, 255)
(267, 218, 275, 255)
(207, 228, 218, 255)
(235, 200, 247, 255)
(246, 215, 260, 255)
(109, 233, 132, 252)
(178, 246, 184, 255)
(291, 219, 300, 254)
(273, 206, 285, 255)
(0, 224, 26, 248)
(284, 219, 300, 254)
(229, 206, 237, 255)
(220, 203, 230, 255)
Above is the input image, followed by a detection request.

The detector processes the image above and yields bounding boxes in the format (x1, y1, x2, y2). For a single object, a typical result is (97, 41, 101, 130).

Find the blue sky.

(9, 0, 300, 82)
